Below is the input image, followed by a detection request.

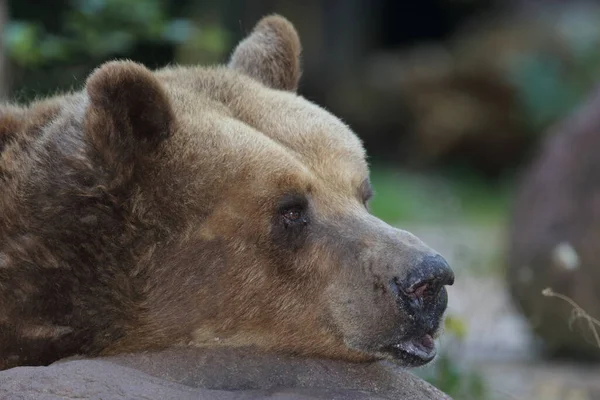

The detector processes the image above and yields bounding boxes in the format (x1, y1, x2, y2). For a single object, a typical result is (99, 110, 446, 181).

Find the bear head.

(0, 15, 453, 368)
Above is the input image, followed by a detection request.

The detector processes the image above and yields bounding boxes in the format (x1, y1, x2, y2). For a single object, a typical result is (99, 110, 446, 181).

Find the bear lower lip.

(385, 334, 437, 366)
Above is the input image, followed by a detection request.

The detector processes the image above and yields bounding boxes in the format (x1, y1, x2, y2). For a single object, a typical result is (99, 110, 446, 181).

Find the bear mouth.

(383, 333, 437, 367)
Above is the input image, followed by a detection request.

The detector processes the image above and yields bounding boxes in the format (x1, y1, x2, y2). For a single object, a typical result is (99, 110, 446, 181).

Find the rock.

(508, 84, 600, 359)
(0, 347, 451, 400)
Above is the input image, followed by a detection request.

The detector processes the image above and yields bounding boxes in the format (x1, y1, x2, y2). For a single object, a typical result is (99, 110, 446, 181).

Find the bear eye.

(281, 207, 307, 227)
(277, 194, 309, 229)
(283, 208, 302, 221)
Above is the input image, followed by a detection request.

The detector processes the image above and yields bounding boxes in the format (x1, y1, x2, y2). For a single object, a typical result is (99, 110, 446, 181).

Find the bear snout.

(390, 254, 454, 318)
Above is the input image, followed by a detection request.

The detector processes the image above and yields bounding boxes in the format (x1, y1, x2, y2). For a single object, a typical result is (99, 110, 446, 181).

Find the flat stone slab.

(0, 347, 451, 400)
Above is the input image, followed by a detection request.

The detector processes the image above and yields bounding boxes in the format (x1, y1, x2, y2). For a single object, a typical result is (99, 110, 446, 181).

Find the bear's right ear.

(229, 15, 302, 92)
(85, 61, 174, 161)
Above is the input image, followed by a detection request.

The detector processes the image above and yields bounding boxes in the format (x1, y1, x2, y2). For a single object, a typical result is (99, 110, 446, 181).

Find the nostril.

(412, 282, 428, 299)
(405, 281, 429, 309)
(406, 277, 443, 300)
(400, 254, 454, 298)
(389, 255, 454, 305)
(391, 277, 434, 302)
(413, 254, 454, 287)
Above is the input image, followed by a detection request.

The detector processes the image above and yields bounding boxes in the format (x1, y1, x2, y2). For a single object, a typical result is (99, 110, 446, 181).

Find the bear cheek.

(324, 276, 405, 351)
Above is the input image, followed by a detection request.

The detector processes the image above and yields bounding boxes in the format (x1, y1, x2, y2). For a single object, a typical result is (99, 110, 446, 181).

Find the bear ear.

(85, 61, 173, 158)
(229, 15, 302, 92)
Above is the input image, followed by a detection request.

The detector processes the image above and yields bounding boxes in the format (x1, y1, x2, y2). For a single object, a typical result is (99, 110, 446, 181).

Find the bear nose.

(391, 254, 454, 305)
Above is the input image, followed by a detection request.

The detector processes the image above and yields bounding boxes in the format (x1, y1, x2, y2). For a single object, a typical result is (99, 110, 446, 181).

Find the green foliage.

(368, 166, 510, 225)
(507, 7, 600, 132)
(3, 22, 45, 66)
(508, 54, 591, 132)
(175, 22, 231, 65)
(3, 0, 232, 100)
(423, 354, 488, 400)
(3, 0, 226, 67)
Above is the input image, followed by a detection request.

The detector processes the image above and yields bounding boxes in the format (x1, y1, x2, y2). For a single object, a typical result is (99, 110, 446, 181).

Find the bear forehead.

(157, 66, 369, 187)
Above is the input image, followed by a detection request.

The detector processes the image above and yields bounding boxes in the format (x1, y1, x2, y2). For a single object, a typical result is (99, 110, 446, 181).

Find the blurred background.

(2, 0, 600, 398)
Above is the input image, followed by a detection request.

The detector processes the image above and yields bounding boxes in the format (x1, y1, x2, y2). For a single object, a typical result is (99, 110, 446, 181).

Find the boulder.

(0, 347, 451, 399)
(508, 85, 600, 359)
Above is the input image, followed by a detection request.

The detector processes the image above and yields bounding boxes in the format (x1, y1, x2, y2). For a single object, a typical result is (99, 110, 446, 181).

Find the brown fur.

(229, 15, 302, 91)
(0, 15, 452, 371)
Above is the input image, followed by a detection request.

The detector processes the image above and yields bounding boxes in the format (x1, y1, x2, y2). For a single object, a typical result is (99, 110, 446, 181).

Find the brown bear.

(0, 15, 453, 373)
